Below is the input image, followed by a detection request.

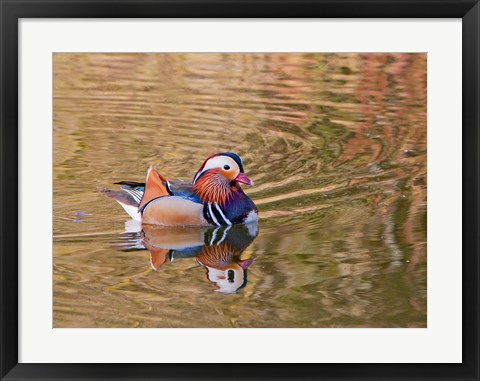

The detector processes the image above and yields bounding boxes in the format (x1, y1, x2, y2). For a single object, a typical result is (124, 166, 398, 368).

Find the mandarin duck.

(99, 152, 258, 227)
(141, 223, 258, 293)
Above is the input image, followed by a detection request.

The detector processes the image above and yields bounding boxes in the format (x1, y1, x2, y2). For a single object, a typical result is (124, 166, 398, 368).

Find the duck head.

(196, 225, 257, 294)
(192, 152, 254, 205)
(197, 244, 254, 294)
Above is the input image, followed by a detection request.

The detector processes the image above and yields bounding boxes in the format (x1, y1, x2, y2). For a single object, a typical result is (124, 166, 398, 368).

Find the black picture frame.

(1, 1, 478, 380)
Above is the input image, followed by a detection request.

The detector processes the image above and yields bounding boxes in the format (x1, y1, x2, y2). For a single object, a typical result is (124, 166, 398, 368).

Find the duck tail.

(138, 166, 173, 212)
(97, 186, 142, 221)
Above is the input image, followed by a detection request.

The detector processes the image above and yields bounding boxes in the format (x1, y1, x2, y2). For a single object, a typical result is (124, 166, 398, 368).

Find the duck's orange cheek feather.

(142, 196, 209, 226)
(221, 169, 237, 181)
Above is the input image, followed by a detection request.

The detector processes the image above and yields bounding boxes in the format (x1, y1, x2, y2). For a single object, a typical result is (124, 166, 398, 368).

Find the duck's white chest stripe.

(205, 203, 232, 226)
(210, 227, 219, 243)
(214, 204, 232, 226)
(217, 225, 231, 243)
(207, 203, 221, 226)
(209, 225, 231, 245)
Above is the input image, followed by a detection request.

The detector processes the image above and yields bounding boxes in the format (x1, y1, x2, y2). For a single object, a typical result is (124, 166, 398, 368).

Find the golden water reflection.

(141, 224, 257, 294)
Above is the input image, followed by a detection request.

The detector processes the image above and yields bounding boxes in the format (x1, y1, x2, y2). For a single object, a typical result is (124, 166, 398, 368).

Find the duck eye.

(223, 165, 230, 170)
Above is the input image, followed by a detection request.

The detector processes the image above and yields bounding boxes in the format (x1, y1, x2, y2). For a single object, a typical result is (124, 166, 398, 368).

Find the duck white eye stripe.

(214, 204, 232, 226)
(193, 156, 239, 184)
(208, 203, 221, 226)
(193, 171, 202, 184)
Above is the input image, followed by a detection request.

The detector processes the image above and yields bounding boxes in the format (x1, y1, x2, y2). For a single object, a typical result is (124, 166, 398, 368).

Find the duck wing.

(114, 180, 200, 204)
(168, 181, 201, 204)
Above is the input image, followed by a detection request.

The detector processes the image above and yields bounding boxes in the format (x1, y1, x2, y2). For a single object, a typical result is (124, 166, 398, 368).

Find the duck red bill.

(235, 173, 254, 186)
(238, 258, 255, 269)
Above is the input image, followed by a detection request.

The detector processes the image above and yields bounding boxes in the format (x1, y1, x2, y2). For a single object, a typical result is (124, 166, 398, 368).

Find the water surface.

(53, 53, 427, 328)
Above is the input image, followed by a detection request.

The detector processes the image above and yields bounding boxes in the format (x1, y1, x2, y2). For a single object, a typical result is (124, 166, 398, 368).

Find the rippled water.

(53, 53, 427, 328)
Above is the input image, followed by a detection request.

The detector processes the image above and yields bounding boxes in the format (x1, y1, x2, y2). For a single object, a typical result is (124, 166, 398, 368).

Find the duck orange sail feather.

(138, 166, 171, 211)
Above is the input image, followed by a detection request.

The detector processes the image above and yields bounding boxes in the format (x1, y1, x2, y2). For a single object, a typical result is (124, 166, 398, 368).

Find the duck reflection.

(140, 222, 258, 294)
